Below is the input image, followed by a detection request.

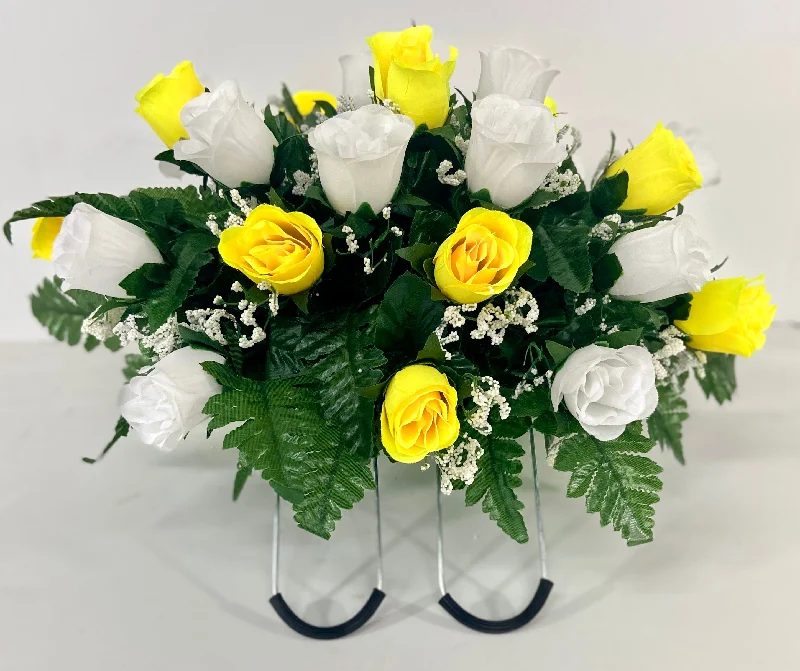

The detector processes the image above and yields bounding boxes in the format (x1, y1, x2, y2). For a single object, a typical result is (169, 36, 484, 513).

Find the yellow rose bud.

(135, 61, 204, 148)
(544, 96, 557, 115)
(30, 216, 63, 260)
(292, 90, 338, 117)
(434, 207, 533, 304)
(218, 204, 324, 295)
(605, 122, 703, 215)
(380, 364, 460, 463)
(366, 25, 457, 129)
(675, 276, 776, 357)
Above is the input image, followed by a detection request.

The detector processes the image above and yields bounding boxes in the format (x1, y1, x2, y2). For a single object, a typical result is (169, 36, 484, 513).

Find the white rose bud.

(308, 104, 414, 215)
(476, 47, 559, 101)
(339, 51, 374, 109)
(551, 345, 658, 441)
(173, 80, 277, 188)
(609, 215, 714, 303)
(120, 347, 226, 451)
(466, 94, 567, 209)
(52, 203, 163, 298)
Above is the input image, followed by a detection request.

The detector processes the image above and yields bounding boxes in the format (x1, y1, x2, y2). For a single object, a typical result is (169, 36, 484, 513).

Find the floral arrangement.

(6, 26, 776, 547)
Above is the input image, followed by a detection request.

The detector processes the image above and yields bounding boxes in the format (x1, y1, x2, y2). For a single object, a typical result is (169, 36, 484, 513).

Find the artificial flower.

(307, 104, 414, 215)
(217, 204, 323, 294)
(475, 47, 559, 102)
(30, 217, 63, 260)
(366, 25, 457, 128)
(465, 94, 567, 209)
(380, 364, 460, 463)
(120, 347, 225, 451)
(675, 277, 776, 356)
(551, 345, 659, 441)
(51, 203, 163, 298)
(605, 122, 703, 215)
(173, 80, 277, 187)
(434, 207, 532, 304)
(608, 214, 714, 302)
(339, 52, 374, 108)
(292, 90, 338, 117)
(135, 61, 204, 148)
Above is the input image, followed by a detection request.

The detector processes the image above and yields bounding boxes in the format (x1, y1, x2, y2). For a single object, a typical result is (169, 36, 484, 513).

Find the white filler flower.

(476, 47, 559, 102)
(174, 80, 277, 188)
(52, 203, 163, 298)
(308, 104, 414, 215)
(551, 345, 658, 441)
(609, 215, 714, 302)
(120, 347, 226, 451)
(466, 94, 567, 209)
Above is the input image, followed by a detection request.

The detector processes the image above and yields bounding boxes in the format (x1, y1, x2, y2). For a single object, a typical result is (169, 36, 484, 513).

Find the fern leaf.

(648, 382, 689, 464)
(30, 277, 106, 348)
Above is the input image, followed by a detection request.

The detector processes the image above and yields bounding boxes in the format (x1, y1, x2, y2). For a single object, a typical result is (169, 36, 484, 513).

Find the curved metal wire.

(436, 429, 553, 633)
(269, 457, 385, 639)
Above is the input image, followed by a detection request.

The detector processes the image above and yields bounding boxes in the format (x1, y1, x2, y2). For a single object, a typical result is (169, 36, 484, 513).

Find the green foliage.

(593, 253, 623, 293)
(648, 381, 689, 464)
(552, 425, 663, 546)
(202, 362, 373, 539)
(296, 309, 386, 459)
(82, 417, 129, 464)
(535, 219, 592, 292)
(696, 353, 737, 404)
(154, 150, 208, 177)
(590, 172, 629, 217)
(122, 351, 153, 382)
(465, 436, 529, 543)
(232, 467, 252, 501)
(546, 340, 575, 366)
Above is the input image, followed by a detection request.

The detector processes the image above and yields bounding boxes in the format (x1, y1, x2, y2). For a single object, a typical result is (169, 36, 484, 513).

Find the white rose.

(307, 104, 415, 215)
(476, 47, 559, 101)
(551, 345, 658, 441)
(339, 51, 373, 109)
(120, 347, 225, 451)
(52, 203, 163, 298)
(173, 80, 277, 188)
(609, 215, 714, 302)
(465, 94, 567, 209)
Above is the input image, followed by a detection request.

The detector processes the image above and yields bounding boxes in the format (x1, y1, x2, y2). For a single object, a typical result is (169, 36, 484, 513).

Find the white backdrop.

(1, 0, 798, 340)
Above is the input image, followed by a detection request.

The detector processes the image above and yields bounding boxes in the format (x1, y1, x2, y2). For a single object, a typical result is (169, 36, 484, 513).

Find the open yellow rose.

(218, 205, 324, 295)
(366, 25, 457, 129)
(605, 122, 703, 215)
(434, 207, 533, 304)
(135, 61, 204, 148)
(675, 276, 776, 357)
(30, 216, 63, 260)
(380, 365, 460, 463)
(292, 90, 338, 117)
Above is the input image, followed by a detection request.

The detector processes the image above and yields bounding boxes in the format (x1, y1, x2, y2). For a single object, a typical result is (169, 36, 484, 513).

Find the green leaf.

(375, 272, 445, 357)
(606, 328, 643, 348)
(118, 262, 170, 299)
(145, 232, 217, 329)
(696, 352, 737, 404)
(546, 340, 575, 366)
(232, 467, 252, 501)
(396, 242, 438, 275)
(648, 383, 689, 464)
(82, 417, 129, 464)
(416, 333, 447, 364)
(464, 436, 529, 543)
(122, 352, 153, 382)
(297, 309, 386, 459)
(552, 425, 663, 546)
(266, 317, 305, 380)
(536, 221, 592, 293)
(590, 172, 629, 217)
(281, 83, 304, 124)
(511, 387, 551, 418)
(408, 210, 456, 245)
(30, 277, 105, 347)
(154, 150, 208, 177)
(593, 253, 623, 293)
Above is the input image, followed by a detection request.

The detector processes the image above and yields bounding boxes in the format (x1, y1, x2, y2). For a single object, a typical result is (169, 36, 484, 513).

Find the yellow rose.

(434, 207, 533, 304)
(292, 90, 338, 117)
(217, 204, 324, 295)
(30, 216, 63, 260)
(380, 364, 460, 463)
(544, 96, 557, 115)
(135, 61, 204, 148)
(605, 122, 703, 215)
(366, 25, 457, 129)
(675, 276, 776, 357)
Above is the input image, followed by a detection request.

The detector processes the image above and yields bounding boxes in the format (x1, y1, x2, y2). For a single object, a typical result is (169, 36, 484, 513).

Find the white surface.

(0, 0, 799, 341)
(1, 327, 799, 669)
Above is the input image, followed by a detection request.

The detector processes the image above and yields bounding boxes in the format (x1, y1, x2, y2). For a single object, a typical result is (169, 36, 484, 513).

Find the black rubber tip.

(269, 588, 386, 640)
(438, 578, 553, 634)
